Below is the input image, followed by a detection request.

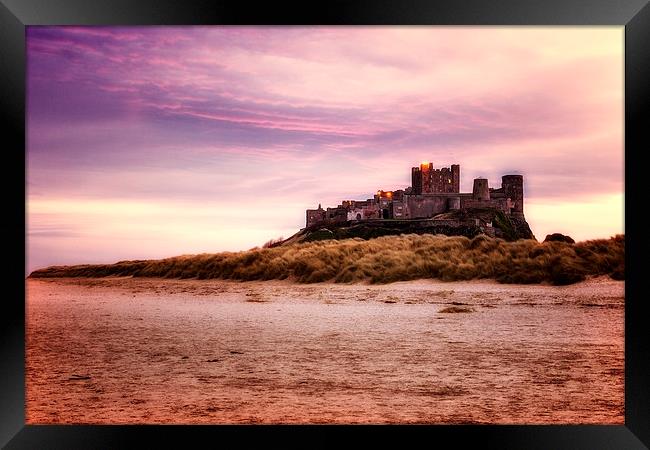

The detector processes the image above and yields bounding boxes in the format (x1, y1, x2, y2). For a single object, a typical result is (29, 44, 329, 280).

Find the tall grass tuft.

(29, 234, 625, 286)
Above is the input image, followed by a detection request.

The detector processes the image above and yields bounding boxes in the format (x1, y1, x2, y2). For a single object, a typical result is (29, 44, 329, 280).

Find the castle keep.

(411, 163, 460, 194)
(306, 163, 524, 228)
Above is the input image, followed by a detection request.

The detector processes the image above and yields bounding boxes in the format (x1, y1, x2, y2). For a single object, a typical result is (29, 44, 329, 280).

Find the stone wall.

(405, 195, 450, 218)
(391, 201, 405, 218)
(461, 197, 511, 214)
(326, 207, 348, 223)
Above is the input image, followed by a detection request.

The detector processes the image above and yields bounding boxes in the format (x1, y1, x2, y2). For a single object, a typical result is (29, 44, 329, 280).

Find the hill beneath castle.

(279, 207, 535, 246)
(29, 233, 624, 286)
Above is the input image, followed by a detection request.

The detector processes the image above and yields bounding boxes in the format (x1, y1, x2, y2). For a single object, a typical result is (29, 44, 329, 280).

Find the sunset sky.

(26, 26, 624, 273)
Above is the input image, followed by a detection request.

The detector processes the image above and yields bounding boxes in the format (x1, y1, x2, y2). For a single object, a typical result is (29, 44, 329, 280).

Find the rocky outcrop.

(281, 207, 536, 246)
(543, 233, 575, 244)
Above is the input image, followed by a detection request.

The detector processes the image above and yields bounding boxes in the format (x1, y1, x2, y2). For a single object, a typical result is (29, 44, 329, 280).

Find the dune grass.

(29, 234, 625, 286)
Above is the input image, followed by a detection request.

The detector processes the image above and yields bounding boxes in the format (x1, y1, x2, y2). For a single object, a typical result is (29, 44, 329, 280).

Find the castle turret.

(451, 164, 460, 193)
(421, 162, 433, 193)
(411, 166, 423, 195)
(472, 178, 489, 201)
(502, 175, 524, 217)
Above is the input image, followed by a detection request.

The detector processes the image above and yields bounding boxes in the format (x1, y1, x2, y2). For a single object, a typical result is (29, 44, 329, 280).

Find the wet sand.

(26, 276, 624, 424)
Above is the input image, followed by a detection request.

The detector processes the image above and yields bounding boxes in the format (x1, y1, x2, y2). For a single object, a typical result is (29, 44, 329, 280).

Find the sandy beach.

(26, 276, 624, 424)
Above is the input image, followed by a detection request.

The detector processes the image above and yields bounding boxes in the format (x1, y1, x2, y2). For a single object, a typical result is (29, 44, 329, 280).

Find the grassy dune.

(29, 234, 624, 286)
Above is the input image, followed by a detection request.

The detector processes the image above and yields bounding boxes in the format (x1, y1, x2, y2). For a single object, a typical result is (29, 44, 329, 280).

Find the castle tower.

(411, 166, 423, 195)
(421, 162, 433, 193)
(411, 162, 460, 194)
(472, 178, 489, 201)
(306, 203, 325, 227)
(451, 164, 460, 193)
(502, 175, 524, 217)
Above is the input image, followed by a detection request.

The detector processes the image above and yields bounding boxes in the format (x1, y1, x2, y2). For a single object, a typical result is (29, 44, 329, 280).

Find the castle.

(306, 162, 524, 228)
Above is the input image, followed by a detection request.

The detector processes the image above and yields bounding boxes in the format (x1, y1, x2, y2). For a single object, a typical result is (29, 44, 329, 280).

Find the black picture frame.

(2, 1, 649, 448)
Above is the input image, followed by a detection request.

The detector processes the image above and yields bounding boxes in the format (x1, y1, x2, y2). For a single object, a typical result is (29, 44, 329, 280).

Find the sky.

(26, 26, 624, 273)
